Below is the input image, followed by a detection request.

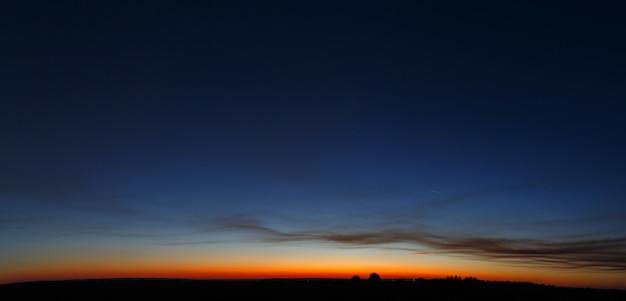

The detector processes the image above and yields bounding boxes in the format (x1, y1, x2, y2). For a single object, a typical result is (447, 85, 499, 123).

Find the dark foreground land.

(1, 278, 625, 301)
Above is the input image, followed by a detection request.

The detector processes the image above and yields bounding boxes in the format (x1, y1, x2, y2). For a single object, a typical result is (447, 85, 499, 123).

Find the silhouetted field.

(1, 278, 625, 301)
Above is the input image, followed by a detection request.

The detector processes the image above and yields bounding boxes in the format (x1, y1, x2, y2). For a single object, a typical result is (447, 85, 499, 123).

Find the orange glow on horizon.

(2, 247, 622, 290)
(4, 264, 622, 290)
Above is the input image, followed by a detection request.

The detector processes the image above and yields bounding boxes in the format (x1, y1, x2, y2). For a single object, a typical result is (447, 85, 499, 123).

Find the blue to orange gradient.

(1, 0, 626, 291)
(2, 241, 625, 289)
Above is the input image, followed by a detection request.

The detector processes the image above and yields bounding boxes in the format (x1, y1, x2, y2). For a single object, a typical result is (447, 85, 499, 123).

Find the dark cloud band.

(208, 217, 626, 271)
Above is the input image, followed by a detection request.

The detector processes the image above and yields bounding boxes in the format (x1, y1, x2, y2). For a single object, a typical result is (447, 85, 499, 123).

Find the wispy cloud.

(418, 180, 554, 212)
(201, 215, 626, 271)
(0, 171, 143, 216)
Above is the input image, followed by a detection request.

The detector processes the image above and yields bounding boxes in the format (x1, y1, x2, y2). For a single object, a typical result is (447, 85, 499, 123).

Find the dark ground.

(1, 278, 625, 301)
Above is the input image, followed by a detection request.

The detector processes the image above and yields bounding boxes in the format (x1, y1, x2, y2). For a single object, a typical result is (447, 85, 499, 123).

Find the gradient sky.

(1, 1, 626, 289)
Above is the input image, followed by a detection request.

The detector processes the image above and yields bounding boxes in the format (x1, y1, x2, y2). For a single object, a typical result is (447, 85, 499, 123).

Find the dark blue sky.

(1, 1, 626, 288)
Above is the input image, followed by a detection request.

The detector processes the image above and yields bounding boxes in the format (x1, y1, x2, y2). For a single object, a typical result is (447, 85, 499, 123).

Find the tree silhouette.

(350, 275, 361, 283)
(368, 273, 381, 283)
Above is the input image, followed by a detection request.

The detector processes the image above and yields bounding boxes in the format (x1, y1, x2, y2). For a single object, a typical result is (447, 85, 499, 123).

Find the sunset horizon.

(4, 273, 625, 291)
(2, 1, 625, 293)
(4, 244, 626, 289)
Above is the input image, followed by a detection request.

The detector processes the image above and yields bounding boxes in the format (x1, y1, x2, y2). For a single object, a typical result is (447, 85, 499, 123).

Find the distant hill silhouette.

(1, 277, 625, 301)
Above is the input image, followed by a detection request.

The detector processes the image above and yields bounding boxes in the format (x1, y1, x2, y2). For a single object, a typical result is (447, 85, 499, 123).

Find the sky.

(1, 0, 626, 290)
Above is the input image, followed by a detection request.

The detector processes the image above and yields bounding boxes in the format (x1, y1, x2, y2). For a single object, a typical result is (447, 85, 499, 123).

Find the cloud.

(418, 180, 553, 212)
(0, 218, 33, 226)
(0, 171, 142, 215)
(203, 215, 626, 271)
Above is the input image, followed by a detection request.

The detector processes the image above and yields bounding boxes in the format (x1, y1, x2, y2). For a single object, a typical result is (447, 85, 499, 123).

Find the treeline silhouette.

(1, 275, 625, 301)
